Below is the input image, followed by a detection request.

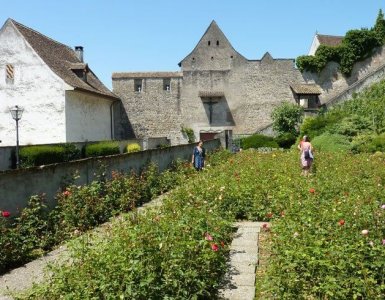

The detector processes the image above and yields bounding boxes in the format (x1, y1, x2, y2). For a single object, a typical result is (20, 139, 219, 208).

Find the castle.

(4, 17, 385, 149)
(112, 21, 320, 144)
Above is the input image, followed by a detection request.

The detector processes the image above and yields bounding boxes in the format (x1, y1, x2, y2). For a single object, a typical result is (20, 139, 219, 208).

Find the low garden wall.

(0, 137, 170, 171)
(0, 139, 220, 215)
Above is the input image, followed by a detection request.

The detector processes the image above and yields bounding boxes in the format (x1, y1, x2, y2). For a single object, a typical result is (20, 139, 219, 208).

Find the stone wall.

(181, 55, 304, 138)
(0, 137, 169, 171)
(112, 73, 184, 145)
(0, 139, 220, 215)
(113, 21, 305, 143)
(304, 46, 385, 105)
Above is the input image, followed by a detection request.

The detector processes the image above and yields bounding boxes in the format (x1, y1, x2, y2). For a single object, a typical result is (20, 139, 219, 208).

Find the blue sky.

(1, 0, 385, 89)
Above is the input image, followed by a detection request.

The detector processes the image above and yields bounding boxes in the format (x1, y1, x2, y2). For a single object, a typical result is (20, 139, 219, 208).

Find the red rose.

(339, 219, 345, 226)
(1, 211, 10, 218)
(266, 212, 273, 218)
(309, 188, 315, 194)
(262, 223, 268, 228)
(211, 243, 219, 251)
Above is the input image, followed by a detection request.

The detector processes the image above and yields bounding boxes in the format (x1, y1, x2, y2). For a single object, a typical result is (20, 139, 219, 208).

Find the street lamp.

(10, 105, 24, 169)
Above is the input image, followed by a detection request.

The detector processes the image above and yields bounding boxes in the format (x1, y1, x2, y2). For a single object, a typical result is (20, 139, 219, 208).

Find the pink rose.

(211, 243, 219, 251)
(204, 233, 213, 241)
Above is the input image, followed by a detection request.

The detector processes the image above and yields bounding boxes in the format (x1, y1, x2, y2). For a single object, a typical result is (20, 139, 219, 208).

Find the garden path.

(218, 221, 263, 300)
(0, 198, 263, 300)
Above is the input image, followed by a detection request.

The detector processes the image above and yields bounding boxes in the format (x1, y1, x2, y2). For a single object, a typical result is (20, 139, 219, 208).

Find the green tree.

(271, 102, 303, 135)
(373, 9, 385, 42)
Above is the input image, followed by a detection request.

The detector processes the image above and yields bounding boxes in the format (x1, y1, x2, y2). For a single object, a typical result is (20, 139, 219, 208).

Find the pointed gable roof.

(6, 19, 118, 100)
(316, 34, 344, 47)
(178, 20, 246, 67)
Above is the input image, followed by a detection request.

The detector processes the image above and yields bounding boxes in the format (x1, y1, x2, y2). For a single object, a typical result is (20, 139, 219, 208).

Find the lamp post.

(10, 105, 24, 169)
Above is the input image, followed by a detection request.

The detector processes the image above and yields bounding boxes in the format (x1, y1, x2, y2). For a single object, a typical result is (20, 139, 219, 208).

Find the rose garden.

(3, 73, 385, 299)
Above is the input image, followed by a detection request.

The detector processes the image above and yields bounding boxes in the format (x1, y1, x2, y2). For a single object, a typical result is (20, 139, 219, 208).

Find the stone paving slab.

(232, 232, 259, 241)
(218, 221, 262, 300)
(219, 286, 256, 300)
(229, 274, 256, 286)
(229, 262, 257, 275)
(236, 226, 261, 233)
(229, 251, 259, 265)
(231, 238, 258, 247)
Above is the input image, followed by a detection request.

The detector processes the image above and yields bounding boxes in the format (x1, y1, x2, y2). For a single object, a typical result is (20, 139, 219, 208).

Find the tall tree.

(373, 9, 385, 42)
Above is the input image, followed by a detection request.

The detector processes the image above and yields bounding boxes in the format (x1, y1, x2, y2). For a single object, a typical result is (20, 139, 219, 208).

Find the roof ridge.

(317, 33, 344, 38)
(9, 18, 75, 54)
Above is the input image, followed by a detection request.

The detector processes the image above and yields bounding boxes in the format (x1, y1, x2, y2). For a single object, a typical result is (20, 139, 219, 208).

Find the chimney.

(75, 46, 84, 62)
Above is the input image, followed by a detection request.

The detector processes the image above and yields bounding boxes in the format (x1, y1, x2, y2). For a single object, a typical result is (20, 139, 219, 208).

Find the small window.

(216, 40, 219, 46)
(134, 79, 142, 92)
(163, 78, 171, 91)
(208, 41, 211, 46)
(6, 64, 14, 84)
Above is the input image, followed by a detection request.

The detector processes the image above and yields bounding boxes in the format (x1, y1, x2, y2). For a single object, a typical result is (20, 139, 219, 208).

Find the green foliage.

(297, 21, 381, 76)
(19, 144, 81, 168)
(240, 134, 279, 149)
(351, 133, 385, 153)
(311, 133, 351, 152)
(0, 195, 51, 274)
(126, 143, 141, 153)
(373, 9, 385, 42)
(274, 132, 297, 149)
(85, 141, 120, 157)
(340, 29, 380, 75)
(0, 155, 206, 275)
(20, 150, 385, 299)
(271, 101, 303, 135)
(181, 127, 195, 143)
(304, 79, 385, 146)
(296, 55, 324, 73)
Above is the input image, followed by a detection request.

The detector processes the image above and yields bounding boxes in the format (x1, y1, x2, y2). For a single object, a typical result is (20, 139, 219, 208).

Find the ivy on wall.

(181, 127, 195, 143)
(297, 9, 385, 76)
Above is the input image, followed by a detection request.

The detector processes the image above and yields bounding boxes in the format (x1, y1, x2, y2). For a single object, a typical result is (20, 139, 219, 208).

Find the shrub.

(274, 132, 297, 149)
(351, 133, 385, 153)
(241, 134, 279, 149)
(271, 101, 303, 135)
(311, 133, 351, 152)
(20, 145, 66, 168)
(329, 115, 372, 137)
(300, 110, 345, 138)
(85, 141, 120, 157)
(126, 143, 141, 153)
(61, 143, 81, 161)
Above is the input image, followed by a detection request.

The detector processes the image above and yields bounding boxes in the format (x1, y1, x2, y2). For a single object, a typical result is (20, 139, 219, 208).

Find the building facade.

(0, 19, 120, 147)
(113, 21, 310, 144)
